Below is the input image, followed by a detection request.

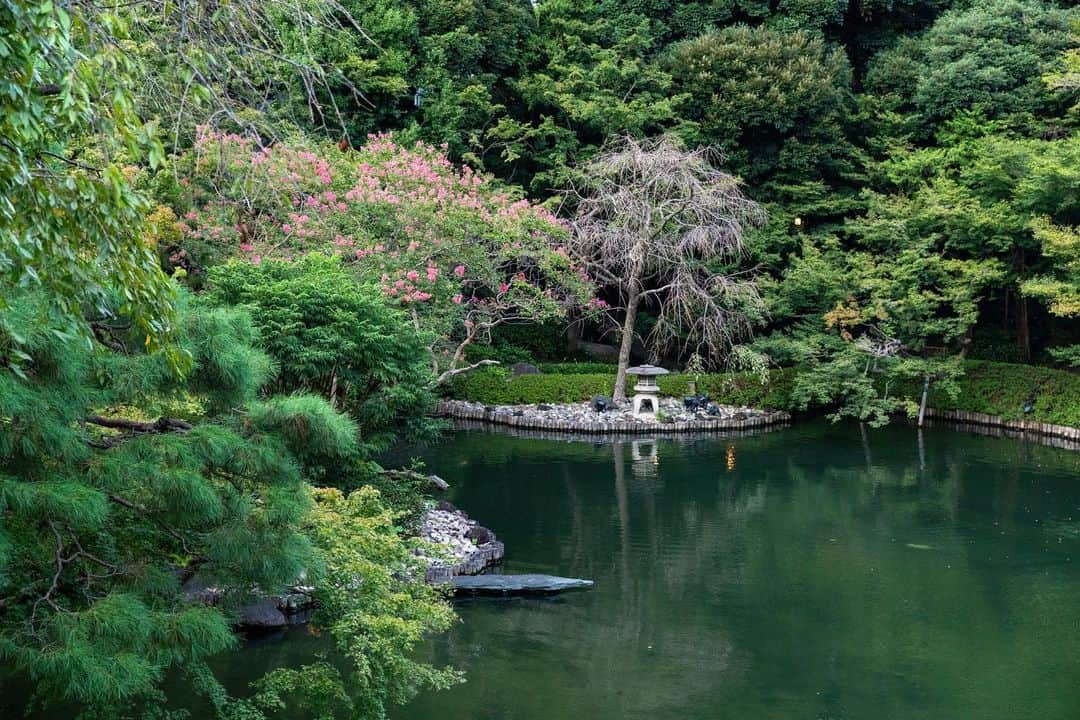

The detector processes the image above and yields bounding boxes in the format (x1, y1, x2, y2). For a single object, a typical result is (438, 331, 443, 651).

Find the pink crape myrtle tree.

(166, 129, 596, 385)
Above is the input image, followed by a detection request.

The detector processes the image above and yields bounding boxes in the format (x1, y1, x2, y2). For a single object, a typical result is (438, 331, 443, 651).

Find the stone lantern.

(627, 364, 669, 419)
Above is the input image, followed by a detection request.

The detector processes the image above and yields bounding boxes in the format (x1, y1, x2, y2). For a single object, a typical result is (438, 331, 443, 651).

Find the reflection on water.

(396, 421, 1080, 720)
(11, 421, 1078, 719)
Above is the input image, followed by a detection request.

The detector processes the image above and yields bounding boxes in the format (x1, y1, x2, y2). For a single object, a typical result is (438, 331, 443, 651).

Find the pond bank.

(436, 400, 1080, 449)
(418, 501, 505, 583)
(922, 407, 1080, 450)
(435, 399, 791, 435)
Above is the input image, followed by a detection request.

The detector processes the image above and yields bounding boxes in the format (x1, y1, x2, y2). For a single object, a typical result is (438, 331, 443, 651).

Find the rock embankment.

(437, 398, 789, 434)
(181, 574, 316, 629)
(419, 501, 505, 584)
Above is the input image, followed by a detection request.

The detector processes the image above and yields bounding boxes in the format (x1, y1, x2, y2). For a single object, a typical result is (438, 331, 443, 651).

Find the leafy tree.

(666, 24, 858, 200)
(1, 0, 175, 370)
(206, 255, 438, 454)
(0, 289, 325, 712)
(763, 230, 1003, 425)
(569, 135, 766, 402)
(167, 129, 592, 385)
(0, 285, 458, 718)
(865, 0, 1077, 130)
(867, 122, 1080, 359)
(488, 0, 685, 192)
(1023, 220, 1080, 365)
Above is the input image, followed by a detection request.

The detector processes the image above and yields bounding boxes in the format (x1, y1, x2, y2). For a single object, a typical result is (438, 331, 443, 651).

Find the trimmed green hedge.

(536, 361, 618, 374)
(924, 360, 1080, 427)
(446, 361, 1080, 427)
(446, 367, 798, 408)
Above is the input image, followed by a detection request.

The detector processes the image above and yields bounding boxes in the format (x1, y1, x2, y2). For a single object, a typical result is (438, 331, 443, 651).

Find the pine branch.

(86, 415, 193, 448)
(107, 494, 201, 558)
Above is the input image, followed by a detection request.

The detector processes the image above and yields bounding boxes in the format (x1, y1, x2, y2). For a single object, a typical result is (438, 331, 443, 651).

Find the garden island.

(4, 1, 1080, 718)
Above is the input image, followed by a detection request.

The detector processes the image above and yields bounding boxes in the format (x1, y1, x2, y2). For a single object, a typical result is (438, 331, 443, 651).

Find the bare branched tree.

(568, 135, 766, 402)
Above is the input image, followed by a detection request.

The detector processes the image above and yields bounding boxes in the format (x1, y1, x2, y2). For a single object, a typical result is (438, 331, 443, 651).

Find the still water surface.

(393, 421, 1080, 720)
(18, 421, 1074, 720)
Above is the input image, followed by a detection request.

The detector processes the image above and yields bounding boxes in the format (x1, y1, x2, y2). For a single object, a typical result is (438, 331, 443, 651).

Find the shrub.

(537, 361, 618, 374)
(447, 367, 798, 408)
(923, 360, 1080, 426)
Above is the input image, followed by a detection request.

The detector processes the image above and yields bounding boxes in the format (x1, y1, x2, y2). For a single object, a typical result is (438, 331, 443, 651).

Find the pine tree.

(0, 288, 357, 716)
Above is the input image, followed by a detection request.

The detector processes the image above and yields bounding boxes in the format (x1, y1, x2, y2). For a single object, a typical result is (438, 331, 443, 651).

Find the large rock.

(451, 574, 595, 596)
(510, 362, 542, 377)
(181, 573, 316, 629)
(238, 598, 288, 628)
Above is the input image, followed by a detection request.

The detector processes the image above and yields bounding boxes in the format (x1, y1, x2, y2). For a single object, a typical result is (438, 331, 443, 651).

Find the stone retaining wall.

(924, 407, 1080, 448)
(435, 400, 791, 435)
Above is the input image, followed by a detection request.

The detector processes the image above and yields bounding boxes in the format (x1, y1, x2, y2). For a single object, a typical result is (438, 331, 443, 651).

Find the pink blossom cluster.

(174, 129, 591, 321)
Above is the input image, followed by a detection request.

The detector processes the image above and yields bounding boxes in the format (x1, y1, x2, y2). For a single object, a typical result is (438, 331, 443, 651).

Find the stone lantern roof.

(626, 364, 670, 377)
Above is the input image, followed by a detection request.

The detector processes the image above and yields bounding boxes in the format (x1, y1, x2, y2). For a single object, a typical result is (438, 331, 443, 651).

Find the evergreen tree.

(0, 287, 456, 718)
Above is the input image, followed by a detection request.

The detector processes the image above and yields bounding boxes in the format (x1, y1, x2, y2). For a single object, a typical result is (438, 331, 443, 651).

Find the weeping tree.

(568, 135, 767, 402)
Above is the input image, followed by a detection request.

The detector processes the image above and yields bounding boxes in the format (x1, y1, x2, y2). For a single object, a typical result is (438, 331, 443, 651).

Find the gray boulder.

(238, 598, 288, 628)
(510, 362, 542, 376)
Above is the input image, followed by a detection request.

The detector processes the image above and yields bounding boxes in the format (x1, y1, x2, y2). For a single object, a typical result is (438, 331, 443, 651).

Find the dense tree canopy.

(7, 0, 1080, 714)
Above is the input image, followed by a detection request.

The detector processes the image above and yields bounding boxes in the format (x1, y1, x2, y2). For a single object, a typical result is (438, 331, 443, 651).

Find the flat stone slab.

(451, 574, 595, 596)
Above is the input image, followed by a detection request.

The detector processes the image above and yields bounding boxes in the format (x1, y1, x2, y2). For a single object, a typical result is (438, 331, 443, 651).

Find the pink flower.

(498, 282, 510, 294)
(454, 265, 466, 277)
(406, 270, 420, 281)
(282, 224, 292, 233)
(452, 294, 463, 304)
(426, 266, 438, 282)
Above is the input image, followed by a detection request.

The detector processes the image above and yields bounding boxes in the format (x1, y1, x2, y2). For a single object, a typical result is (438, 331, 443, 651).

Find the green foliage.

(0, 287, 454, 719)
(920, 360, 1080, 427)
(206, 255, 438, 453)
(0, 289, 332, 714)
(447, 367, 797, 408)
(303, 487, 461, 717)
(448, 368, 615, 404)
(667, 24, 856, 196)
(537, 361, 618, 374)
(1023, 220, 1080, 318)
(866, 0, 1076, 127)
(0, 0, 176, 371)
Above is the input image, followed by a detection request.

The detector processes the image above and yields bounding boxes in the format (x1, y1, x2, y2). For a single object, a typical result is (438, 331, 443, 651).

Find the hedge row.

(925, 360, 1080, 427)
(446, 367, 798, 408)
(446, 361, 1080, 428)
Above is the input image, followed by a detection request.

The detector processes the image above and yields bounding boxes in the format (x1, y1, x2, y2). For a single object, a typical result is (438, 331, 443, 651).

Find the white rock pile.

(419, 502, 505, 584)
(444, 397, 780, 427)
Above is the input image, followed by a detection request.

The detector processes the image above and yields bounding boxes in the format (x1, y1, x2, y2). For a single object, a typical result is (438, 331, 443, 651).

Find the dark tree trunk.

(1014, 250, 1031, 361)
(1017, 294, 1031, 361)
(613, 290, 641, 403)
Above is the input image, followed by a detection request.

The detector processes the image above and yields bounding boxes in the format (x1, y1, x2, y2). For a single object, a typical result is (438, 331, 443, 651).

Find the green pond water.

(388, 422, 1080, 720)
(8, 420, 1080, 719)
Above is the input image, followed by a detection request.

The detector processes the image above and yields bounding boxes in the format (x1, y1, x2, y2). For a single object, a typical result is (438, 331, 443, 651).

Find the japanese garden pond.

(390, 421, 1080, 720)
(67, 420, 1080, 719)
